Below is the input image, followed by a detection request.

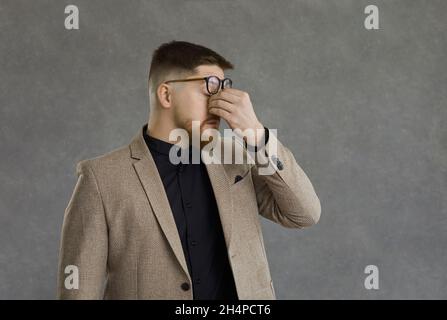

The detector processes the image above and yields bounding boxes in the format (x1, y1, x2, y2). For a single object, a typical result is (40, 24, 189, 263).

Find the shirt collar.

(143, 125, 174, 156)
(142, 124, 195, 160)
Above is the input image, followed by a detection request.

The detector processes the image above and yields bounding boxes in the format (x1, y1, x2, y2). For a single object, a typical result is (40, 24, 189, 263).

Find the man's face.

(170, 64, 225, 137)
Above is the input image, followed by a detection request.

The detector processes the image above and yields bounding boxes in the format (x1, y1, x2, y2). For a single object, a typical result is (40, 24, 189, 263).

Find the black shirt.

(142, 124, 238, 300)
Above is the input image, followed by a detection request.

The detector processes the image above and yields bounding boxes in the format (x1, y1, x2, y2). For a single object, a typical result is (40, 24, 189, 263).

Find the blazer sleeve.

(249, 128, 321, 228)
(57, 160, 108, 299)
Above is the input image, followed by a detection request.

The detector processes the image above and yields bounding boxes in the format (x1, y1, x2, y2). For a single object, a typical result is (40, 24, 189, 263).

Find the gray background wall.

(0, 0, 446, 299)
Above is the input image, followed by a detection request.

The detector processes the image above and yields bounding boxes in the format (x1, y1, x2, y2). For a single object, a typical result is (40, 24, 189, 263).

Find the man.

(57, 40, 321, 300)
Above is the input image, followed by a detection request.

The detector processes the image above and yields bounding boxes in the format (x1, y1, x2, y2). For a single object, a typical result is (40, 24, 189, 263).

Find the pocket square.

(234, 175, 244, 184)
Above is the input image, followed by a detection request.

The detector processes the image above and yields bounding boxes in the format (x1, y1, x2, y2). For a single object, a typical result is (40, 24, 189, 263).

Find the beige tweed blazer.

(57, 124, 321, 299)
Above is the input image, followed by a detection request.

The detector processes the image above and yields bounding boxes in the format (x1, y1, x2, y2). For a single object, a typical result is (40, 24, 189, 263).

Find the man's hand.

(208, 88, 265, 146)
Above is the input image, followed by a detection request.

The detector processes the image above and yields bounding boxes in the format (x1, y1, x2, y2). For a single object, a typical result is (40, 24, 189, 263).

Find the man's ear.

(157, 83, 173, 109)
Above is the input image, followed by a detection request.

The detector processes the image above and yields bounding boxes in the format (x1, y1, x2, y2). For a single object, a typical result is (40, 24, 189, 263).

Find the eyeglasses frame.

(163, 76, 232, 95)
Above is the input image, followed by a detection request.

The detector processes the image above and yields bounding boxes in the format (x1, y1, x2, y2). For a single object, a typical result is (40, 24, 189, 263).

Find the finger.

(208, 95, 235, 105)
(208, 90, 239, 104)
(209, 107, 232, 123)
(208, 99, 235, 114)
(221, 87, 245, 97)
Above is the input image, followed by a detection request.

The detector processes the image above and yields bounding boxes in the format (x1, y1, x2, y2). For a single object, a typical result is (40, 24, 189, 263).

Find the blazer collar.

(128, 124, 235, 280)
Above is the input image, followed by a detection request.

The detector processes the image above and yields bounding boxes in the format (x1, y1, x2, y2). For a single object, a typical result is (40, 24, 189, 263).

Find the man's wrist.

(243, 126, 270, 152)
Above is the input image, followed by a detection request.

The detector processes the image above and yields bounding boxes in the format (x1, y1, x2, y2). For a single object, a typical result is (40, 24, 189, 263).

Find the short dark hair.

(148, 40, 234, 94)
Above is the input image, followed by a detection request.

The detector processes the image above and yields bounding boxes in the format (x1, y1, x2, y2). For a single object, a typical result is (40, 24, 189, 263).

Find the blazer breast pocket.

(231, 169, 251, 186)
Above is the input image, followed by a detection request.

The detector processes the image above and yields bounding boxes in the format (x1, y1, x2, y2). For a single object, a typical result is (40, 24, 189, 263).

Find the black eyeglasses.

(164, 75, 232, 95)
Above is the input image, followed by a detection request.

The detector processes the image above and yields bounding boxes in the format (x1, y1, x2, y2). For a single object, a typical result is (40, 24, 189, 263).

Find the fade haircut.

(148, 40, 234, 96)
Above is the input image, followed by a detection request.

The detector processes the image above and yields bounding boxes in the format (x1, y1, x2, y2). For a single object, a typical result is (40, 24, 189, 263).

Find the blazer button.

(271, 155, 284, 170)
(276, 159, 284, 170)
(181, 282, 190, 291)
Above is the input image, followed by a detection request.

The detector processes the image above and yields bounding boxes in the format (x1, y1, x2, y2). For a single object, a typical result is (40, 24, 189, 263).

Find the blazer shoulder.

(75, 144, 131, 176)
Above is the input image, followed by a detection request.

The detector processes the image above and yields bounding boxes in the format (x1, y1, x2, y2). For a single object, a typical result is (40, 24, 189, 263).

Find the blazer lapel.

(129, 128, 190, 281)
(203, 159, 235, 255)
(128, 125, 236, 279)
